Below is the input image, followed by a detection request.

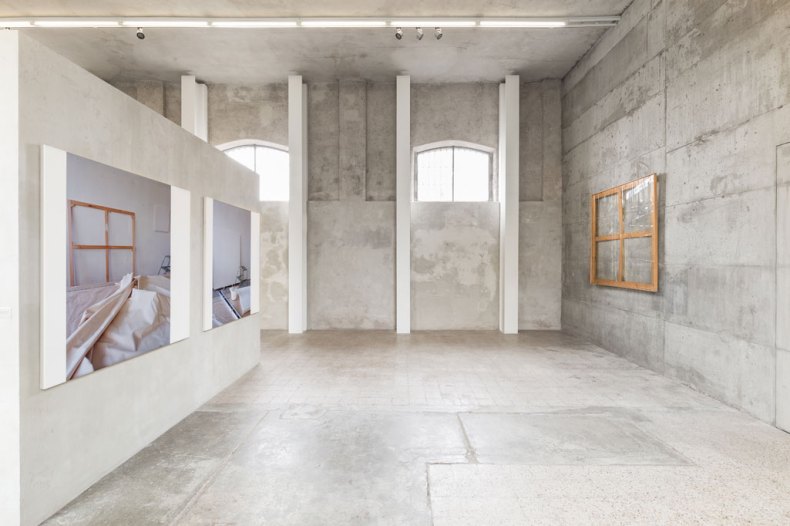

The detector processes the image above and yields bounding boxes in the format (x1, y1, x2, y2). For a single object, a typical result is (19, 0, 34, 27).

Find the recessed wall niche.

(40, 146, 191, 389)
(202, 197, 260, 330)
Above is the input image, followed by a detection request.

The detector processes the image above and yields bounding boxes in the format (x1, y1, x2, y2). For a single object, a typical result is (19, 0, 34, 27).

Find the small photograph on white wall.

(65, 154, 172, 380)
(211, 200, 252, 328)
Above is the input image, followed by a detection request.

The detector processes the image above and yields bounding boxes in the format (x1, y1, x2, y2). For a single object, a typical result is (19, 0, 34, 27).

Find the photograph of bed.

(65, 154, 172, 380)
(211, 199, 252, 328)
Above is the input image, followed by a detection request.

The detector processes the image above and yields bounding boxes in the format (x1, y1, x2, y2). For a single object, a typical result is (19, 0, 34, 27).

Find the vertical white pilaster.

(250, 212, 261, 315)
(499, 75, 520, 334)
(396, 76, 411, 334)
(288, 76, 308, 334)
(181, 75, 208, 141)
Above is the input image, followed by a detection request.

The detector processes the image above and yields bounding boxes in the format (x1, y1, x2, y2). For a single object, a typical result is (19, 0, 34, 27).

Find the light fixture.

(210, 19, 298, 28)
(121, 20, 209, 28)
(391, 20, 476, 28)
(34, 19, 119, 28)
(479, 19, 567, 28)
(395, 27, 403, 40)
(1, 20, 33, 28)
(136, 27, 145, 39)
(301, 19, 387, 28)
(435, 27, 443, 40)
(416, 27, 424, 40)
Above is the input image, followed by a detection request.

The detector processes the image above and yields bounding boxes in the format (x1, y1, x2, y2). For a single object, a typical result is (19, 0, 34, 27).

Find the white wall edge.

(170, 186, 190, 343)
(203, 197, 213, 332)
(40, 145, 68, 389)
(250, 211, 261, 315)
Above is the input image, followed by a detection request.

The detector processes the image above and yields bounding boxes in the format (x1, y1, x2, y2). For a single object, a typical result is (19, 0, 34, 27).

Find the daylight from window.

(224, 143, 289, 201)
(415, 146, 491, 202)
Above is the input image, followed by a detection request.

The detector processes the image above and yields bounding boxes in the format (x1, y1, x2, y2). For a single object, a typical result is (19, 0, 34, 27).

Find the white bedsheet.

(66, 274, 171, 379)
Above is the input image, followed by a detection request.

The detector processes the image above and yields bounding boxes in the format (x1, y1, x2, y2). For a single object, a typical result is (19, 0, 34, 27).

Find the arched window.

(414, 142, 495, 202)
(219, 140, 289, 202)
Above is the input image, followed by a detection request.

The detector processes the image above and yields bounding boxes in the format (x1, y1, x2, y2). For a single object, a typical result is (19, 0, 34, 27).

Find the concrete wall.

(204, 83, 290, 329)
(14, 34, 261, 524)
(127, 77, 564, 332)
(410, 83, 502, 329)
(305, 81, 397, 329)
(561, 0, 790, 425)
(520, 80, 562, 330)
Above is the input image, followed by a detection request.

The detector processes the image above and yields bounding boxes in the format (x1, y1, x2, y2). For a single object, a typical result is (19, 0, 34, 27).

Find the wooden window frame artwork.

(68, 200, 136, 287)
(590, 174, 659, 292)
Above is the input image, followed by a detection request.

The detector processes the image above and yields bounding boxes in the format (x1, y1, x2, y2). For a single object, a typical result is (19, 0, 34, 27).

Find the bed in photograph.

(66, 274, 171, 380)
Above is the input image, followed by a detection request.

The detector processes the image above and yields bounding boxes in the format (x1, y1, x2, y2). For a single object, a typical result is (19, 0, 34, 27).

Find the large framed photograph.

(203, 197, 260, 330)
(40, 146, 190, 389)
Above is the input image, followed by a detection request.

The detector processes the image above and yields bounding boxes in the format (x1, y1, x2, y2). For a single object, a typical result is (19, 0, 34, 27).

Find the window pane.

(596, 240, 619, 281)
(596, 194, 619, 236)
(225, 145, 255, 172)
(623, 237, 653, 283)
(416, 148, 453, 202)
(623, 178, 653, 232)
(255, 146, 289, 201)
(453, 148, 490, 201)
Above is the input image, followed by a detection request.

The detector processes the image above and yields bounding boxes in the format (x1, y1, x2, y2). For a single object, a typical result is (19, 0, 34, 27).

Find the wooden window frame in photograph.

(590, 173, 658, 292)
(68, 200, 136, 287)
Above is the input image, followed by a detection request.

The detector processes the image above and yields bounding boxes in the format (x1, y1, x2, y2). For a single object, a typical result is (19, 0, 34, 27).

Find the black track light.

(435, 27, 443, 40)
(395, 27, 403, 40)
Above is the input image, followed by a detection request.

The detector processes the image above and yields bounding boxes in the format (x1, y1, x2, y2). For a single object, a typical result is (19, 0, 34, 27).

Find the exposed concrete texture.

(338, 80, 367, 201)
(110, 79, 164, 115)
(366, 82, 396, 201)
(307, 202, 395, 329)
(259, 202, 288, 330)
(45, 331, 790, 524)
(411, 83, 500, 151)
(208, 83, 288, 147)
(519, 201, 562, 330)
(520, 80, 562, 202)
(14, 34, 261, 525)
(561, 0, 790, 425)
(519, 80, 562, 330)
(308, 82, 340, 201)
(411, 203, 499, 330)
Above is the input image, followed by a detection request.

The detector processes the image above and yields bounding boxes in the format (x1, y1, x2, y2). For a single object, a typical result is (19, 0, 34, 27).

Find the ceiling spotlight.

(395, 26, 403, 40)
(416, 27, 424, 40)
(435, 27, 443, 39)
(136, 27, 145, 39)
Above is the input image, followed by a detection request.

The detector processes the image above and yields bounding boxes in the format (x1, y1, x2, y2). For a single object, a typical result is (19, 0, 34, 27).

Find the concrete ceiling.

(2, 1, 631, 84)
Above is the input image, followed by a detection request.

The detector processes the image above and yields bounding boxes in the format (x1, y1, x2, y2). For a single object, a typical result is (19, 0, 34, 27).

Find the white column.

(0, 30, 20, 526)
(499, 75, 520, 334)
(181, 75, 208, 141)
(396, 76, 411, 334)
(288, 76, 308, 334)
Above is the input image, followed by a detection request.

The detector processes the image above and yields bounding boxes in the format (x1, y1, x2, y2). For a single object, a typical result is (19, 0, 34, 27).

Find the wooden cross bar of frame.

(68, 200, 136, 287)
(590, 173, 659, 292)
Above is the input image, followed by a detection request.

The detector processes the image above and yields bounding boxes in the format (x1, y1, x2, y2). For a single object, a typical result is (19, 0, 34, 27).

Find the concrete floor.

(46, 331, 790, 525)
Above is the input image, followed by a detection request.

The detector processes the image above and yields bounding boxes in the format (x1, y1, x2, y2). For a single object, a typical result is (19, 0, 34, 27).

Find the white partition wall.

(288, 76, 308, 334)
(0, 31, 20, 526)
(396, 75, 411, 334)
(499, 76, 520, 334)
